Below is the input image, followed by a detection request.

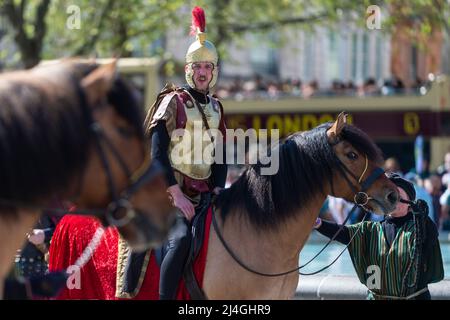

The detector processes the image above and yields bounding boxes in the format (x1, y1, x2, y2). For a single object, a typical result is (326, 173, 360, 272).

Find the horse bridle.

(88, 121, 164, 228)
(0, 107, 164, 230)
(211, 135, 387, 277)
(329, 139, 387, 214)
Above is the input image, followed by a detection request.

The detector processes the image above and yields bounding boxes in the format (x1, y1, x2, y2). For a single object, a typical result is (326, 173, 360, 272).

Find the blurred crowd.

(215, 74, 431, 100)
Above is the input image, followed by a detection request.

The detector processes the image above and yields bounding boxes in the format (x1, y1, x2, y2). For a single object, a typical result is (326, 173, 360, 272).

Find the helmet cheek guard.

(185, 63, 195, 89)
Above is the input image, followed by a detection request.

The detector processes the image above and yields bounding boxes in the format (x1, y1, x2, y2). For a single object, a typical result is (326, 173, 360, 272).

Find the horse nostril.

(386, 190, 398, 205)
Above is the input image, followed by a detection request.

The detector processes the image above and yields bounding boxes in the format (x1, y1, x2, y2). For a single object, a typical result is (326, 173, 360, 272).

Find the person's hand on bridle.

(27, 229, 45, 245)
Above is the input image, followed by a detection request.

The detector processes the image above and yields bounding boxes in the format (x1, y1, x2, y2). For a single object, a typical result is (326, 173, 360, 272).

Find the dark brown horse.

(0, 61, 176, 298)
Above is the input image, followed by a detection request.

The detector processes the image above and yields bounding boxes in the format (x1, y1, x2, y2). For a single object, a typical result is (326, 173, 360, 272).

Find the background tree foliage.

(0, 0, 185, 68)
(43, 0, 184, 58)
(0, 0, 448, 69)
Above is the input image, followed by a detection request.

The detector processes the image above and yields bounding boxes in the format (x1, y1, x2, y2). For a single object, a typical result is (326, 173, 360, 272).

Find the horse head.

(326, 112, 399, 215)
(70, 61, 176, 251)
(0, 60, 176, 252)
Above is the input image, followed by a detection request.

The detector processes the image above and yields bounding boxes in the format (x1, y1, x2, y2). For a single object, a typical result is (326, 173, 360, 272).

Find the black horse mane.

(0, 61, 142, 216)
(215, 122, 383, 230)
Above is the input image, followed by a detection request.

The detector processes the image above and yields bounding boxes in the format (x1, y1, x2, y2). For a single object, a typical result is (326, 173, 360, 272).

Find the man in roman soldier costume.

(143, 6, 227, 300)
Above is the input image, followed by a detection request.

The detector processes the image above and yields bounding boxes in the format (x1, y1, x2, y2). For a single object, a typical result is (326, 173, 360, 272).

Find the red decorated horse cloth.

(48, 215, 119, 299)
(47, 208, 213, 300)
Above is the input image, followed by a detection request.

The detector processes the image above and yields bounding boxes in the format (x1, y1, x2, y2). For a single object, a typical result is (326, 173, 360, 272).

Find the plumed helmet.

(185, 7, 219, 90)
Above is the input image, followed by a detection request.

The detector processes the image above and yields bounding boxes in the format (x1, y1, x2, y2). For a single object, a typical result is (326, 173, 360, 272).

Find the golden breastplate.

(168, 93, 221, 180)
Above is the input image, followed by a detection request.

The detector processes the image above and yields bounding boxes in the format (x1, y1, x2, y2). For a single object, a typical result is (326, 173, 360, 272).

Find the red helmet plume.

(190, 6, 206, 35)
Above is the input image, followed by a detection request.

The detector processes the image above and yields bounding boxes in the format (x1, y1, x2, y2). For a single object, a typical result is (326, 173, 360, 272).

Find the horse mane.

(0, 61, 142, 216)
(215, 122, 383, 230)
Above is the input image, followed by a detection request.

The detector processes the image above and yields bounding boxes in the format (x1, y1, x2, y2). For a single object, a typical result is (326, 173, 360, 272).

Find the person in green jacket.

(314, 173, 444, 300)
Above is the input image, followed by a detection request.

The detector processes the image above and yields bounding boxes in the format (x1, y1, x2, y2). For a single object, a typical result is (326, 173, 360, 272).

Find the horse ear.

(81, 60, 117, 107)
(327, 112, 347, 143)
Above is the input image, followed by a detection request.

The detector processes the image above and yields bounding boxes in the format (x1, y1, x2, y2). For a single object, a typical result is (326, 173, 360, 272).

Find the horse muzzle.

(367, 189, 399, 215)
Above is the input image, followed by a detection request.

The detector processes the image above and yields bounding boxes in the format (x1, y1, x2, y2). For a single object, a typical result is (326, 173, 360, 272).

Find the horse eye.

(347, 151, 358, 160)
(117, 126, 134, 138)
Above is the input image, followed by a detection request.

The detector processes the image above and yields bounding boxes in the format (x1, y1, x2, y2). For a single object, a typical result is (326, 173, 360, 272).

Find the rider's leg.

(159, 215, 191, 300)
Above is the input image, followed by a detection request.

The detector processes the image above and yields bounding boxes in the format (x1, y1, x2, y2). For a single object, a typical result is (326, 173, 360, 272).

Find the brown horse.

(0, 61, 176, 298)
(48, 113, 399, 300)
(202, 114, 399, 299)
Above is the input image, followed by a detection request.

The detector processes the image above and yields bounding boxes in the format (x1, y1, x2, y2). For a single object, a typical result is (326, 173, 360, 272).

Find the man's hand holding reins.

(167, 184, 195, 221)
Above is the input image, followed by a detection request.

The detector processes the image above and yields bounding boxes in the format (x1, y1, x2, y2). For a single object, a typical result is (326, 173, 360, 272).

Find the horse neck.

(204, 195, 327, 300)
(0, 209, 40, 298)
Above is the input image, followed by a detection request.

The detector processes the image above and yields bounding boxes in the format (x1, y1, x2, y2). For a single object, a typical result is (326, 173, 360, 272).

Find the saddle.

(121, 193, 211, 299)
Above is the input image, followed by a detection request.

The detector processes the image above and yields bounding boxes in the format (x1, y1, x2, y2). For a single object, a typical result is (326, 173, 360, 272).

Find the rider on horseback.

(144, 7, 227, 300)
